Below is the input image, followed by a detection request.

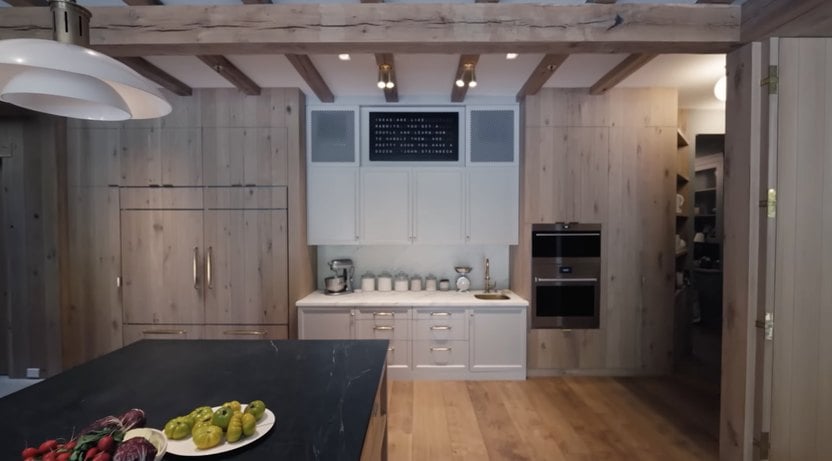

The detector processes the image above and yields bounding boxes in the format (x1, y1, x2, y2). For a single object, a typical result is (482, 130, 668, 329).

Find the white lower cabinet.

(298, 304, 526, 380)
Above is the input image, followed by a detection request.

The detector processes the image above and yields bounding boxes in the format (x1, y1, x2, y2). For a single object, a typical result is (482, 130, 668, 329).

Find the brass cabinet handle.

(142, 329, 186, 335)
(373, 312, 394, 317)
(206, 246, 213, 289)
(193, 246, 199, 289)
(430, 312, 451, 317)
(373, 326, 394, 331)
(430, 326, 451, 331)
(222, 329, 267, 336)
(387, 347, 395, 352)
(430, 347, 452, 352)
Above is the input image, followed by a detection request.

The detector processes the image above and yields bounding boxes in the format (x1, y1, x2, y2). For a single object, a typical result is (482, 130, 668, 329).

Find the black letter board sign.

(368, 112, 459, 161)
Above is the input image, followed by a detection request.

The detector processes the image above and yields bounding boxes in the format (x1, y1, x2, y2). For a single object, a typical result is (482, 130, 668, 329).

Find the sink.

(474, 293, 510, 300)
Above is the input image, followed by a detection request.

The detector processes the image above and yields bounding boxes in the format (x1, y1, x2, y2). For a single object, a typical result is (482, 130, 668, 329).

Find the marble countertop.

(297, 289, 529, 307)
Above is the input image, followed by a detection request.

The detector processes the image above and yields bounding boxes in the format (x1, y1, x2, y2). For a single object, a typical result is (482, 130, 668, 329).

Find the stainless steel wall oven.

(531, 223, 601, 329)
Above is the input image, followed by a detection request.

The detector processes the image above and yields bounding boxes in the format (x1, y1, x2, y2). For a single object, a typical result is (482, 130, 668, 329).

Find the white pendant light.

(0, 0, 171, 120)
(714, 75, 727, 103)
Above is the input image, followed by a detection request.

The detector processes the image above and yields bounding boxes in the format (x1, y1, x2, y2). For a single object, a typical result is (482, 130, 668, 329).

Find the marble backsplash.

(316, 245, 510, 292)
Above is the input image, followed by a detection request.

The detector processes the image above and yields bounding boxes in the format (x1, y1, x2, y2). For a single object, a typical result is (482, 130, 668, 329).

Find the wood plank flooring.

(388, 377, 718, 461)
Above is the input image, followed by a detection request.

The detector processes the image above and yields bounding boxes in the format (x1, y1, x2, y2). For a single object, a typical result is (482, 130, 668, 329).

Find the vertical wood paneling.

(517, 88, 677, 373)
(818, 39, 832, 461)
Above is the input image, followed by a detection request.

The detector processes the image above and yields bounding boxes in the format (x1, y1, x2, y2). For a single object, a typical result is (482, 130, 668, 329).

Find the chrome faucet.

(484, 258, 496, 293)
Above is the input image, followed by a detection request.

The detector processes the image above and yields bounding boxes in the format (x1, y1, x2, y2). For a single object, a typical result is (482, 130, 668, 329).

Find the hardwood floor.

(387, 377, 718, 461)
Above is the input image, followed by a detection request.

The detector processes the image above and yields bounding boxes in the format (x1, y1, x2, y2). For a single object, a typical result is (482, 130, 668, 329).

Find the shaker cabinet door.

(467, 167, 519, 244)
(412, 169, 465, 244)
(298, 307, 354, 339)
(360, 168, 411, 244)
(469, 307, 526, 372)
(121, 210, 205, 324)
(308, 167, 359, 244)
(204, 209, 288, 324)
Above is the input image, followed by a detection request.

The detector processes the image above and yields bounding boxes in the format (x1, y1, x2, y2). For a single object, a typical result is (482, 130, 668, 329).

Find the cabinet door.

(121, 128, 201, 186)
(413, 169, 465, 244)
(361, 168, 410, 244)
(467, 167, 519, 244)
(203, 128, 281, 186)
(298, 307, 354, 339)
(308, 167, 359, 244)
(470, 307, 526, 372)
(308, 107, 359, 165)
(121, 210, 205, 324)
(204, 210, 288, 324)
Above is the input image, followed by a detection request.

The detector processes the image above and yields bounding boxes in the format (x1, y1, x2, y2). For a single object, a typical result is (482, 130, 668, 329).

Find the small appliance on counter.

(324, 258, 354, 296)
(454, 266, 472, 292)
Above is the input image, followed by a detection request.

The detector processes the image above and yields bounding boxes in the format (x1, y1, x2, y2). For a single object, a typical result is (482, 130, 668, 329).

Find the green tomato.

(222, 400, 242, 413)
(245, 400, 267, 421)
(192, 424, 223, 450)
(211, 406, 233, 430)
(164, 416, 193, 440)
(241, 412, 257, 437)
(226, 413, 243, 443)
(189, 406, 214, 424)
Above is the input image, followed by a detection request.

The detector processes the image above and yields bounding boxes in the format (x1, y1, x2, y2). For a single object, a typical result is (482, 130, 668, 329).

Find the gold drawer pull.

(142, 329, 186, 335)
(430, 326, 451, 331)
(373, 312, 394, 317)
(387, 347, 395, 352)
(430, 347, 452, 352)
(373, 326, 394, 331)
(222, 329, 267, 336)
(430, 312, 451, 316)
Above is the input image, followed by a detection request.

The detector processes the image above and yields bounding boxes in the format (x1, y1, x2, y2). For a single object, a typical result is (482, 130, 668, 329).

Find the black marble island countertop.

(0, 340, 388, 460)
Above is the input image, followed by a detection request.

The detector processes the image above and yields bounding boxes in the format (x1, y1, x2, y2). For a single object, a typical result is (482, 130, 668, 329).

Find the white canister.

(360, 272, 376, 292)
(410, 275, 422, 291)
(377, 272, 393, 292)
(393, 272, 409, 291)
(438, 279, 450, 291)
(425, 275, 437, 291)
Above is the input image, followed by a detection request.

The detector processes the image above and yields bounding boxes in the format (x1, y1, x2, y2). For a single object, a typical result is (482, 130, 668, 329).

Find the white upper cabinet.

(467, 106, 518, 165)
(308, 167, 359, 245)
(360, 168, 411, 244)
(467, 167, 519, 244)
(413, 169, 465, 244)
(307, 106, 359, 166)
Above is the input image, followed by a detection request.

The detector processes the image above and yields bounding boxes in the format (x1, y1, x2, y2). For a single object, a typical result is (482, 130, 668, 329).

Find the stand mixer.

(325, 259, 354, 295)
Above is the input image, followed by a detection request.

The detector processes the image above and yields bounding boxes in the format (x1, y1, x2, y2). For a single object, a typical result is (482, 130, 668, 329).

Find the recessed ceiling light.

(506, 53, 519, 60)
(338, 54, 351, 61)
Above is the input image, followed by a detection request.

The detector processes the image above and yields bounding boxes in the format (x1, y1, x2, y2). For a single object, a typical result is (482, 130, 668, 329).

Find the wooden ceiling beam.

(284, 54, 334, 103)
(586, 0, 617, 4)
(375, 53, 398, 103)
(241, 0, 272, 4)
(589, 53, 657, 95)
(450, 55, 479, 103)
(0, 4, 740, 56)
(516, 54, 569, 102)
(117, 57, 192, 96)
(4, 0, 47, 5)
(122, 0, 163, 5)
(197, 55, 260, 96)
(742, 0, 829, 41)
(696, 0, 733, 3)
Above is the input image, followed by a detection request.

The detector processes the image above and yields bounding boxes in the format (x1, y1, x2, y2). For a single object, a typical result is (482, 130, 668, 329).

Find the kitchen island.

(0, 340, 388, 460)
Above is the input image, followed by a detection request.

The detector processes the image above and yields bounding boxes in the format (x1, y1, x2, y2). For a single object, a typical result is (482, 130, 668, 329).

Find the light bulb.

(338, 53, 351, 61)
(506, 53, 518, 60)
(455, 79, 465, 87)
(386, 81, 395, 89)
(377, 80, 386, 89)
(468, 80, 477, 88)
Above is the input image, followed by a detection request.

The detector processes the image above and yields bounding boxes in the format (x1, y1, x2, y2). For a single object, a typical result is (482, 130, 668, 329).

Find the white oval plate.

(165, 405, 276, 456)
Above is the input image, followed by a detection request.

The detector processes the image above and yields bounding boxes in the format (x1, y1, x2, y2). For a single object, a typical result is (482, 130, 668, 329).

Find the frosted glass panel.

(310, 110, 355, 163)
(470, 110, 514, 163)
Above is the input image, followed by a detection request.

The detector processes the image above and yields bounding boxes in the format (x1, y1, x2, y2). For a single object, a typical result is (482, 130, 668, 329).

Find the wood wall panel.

(514, 88, 676, 373)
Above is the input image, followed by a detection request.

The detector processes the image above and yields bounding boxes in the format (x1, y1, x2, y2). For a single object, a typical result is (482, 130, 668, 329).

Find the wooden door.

(204, 209, 288, 324)
(765, 37, 832, 461)
(121, 210, 204, 324)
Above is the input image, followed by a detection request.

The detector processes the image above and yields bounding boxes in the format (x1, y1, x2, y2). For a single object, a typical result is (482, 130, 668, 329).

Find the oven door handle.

(534, 277, 598, 283)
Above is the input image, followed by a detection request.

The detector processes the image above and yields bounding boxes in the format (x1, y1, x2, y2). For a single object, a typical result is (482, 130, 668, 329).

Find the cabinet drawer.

(356, 319, 410, 340)
(413, 307, 466, 321)
(412, 318, 466, 341)
(386, 340, 411, 369)
(413, 340, 468, 368)
(203, 325, 288, 340)
(123, 324, 202, 345)
(355, 307, 410, 321)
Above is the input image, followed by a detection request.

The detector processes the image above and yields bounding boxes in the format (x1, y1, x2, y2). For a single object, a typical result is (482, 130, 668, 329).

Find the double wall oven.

(531, 223, 601, 329)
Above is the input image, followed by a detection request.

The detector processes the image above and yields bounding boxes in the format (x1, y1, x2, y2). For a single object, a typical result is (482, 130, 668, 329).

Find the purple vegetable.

(118, 408, 147, 431)
(79, 415, 123, 436)
(113, 437, 157, 461)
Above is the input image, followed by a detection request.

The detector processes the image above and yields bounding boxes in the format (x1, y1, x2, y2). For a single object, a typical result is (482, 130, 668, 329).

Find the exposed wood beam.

(196, 55, 260, 96)
(587, 0, 618, 3)
(742, 0, 830, 41)
(284, 54, 334, 103)
(117, 57, 192, 96)
(359, 0, 383, 2)
(122, 0, 162, 5)
(589, 53, 657, 95)
(515, 54, 569, 102)
(696, 0, 733, 3)
(374, 53, 398, 103)
(475, 0, 500, 3)
(3, 0, 46, 5)
(241, 0, 272, 3)
(0, 4, 741, 56)
(450, 55, 479, 103)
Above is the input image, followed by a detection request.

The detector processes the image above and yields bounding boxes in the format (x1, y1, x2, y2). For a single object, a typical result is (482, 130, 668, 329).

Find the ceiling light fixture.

(456, 63, 477, 89)
(0, 0, 170, 121)
(338, 54, 351, 61)
(714, 75, 727, 102)
(506, 53, 519, 60)
(377, 64, 395, 90)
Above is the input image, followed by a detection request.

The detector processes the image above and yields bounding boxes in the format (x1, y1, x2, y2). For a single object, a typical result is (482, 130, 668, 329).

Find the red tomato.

(21, 447, 40, 458)
(97, 435, 115, 453)
(57, 454, 71, 461)
(84, 447, 99, 461)
(39, 439, 59, 453)
(92, 453, 111, 461)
